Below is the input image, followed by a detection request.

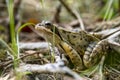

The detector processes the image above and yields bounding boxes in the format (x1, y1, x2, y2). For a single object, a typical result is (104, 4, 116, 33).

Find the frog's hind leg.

(83, 40, 109, 68)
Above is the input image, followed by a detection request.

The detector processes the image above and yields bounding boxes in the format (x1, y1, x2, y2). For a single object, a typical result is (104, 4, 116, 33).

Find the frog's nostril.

(35, 23, 41, 29)
(38, 23, 42, 26)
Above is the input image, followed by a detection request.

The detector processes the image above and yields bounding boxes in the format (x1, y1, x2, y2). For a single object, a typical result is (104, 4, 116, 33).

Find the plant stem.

(6, 0, 18, 67)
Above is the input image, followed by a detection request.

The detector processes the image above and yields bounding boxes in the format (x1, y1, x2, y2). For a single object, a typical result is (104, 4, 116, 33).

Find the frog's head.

(35, 21, 61, 44)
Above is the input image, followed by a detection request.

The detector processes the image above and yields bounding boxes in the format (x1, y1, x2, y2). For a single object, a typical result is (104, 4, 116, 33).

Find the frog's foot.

(83, 40, 109, 68)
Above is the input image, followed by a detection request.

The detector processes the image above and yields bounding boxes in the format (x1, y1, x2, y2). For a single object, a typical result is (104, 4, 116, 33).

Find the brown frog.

(35, 21, 120, 70)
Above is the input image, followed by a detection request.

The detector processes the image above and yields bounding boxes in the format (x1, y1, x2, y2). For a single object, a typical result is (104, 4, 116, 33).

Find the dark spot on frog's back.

(72, 35, 77, 38)
(83, 45, 87, 48)
(67, 35, 75, 45)
(70, 48, 73, 52)
(61, 30, 67, 34)
(84, 37, 88, 42)
(80, 37, 83, 40)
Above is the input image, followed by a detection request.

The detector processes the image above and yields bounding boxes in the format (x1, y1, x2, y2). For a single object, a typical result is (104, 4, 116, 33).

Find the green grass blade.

(16, 23, 35, 58)
(103, 0, 113, 20)
(6, 0, 18, 59)
(0, 39, 17, 58)
(6, 0, 15, 44)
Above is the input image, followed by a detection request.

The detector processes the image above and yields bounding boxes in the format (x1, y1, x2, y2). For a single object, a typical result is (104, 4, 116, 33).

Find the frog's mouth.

(35, 23, 53, 37)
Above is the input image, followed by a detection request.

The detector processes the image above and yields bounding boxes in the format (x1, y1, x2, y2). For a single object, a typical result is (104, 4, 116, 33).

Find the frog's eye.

(45, 21, 52, 26)
(41, 21, 53, 30)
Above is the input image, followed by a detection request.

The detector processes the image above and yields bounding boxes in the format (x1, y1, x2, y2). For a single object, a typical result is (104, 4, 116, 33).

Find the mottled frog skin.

(35, 21, 120, 70)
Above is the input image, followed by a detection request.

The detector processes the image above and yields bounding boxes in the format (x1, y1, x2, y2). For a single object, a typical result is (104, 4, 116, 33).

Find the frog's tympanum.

(35, 21, 120, 70)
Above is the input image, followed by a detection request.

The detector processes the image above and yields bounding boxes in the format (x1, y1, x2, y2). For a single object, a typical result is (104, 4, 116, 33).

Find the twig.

(58, 0, 77, 19)
(0, 50, 48, 69)
(18, 62, 90, 80)
(52, 4, 62, 23)
(19, 42, 49, 49)
(73, 9, 85, 30)
(69, 20, 79, 27)
(58, 0, 85, 30)
(93, 16, 120, 31)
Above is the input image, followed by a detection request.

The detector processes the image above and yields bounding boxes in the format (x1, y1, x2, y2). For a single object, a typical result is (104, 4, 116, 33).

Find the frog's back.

(58, 28, 99, 55)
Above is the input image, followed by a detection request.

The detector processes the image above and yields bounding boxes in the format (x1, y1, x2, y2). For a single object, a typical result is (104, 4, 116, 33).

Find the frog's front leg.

(83, 40, 109, 68)
(60, 41, 84, 70)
